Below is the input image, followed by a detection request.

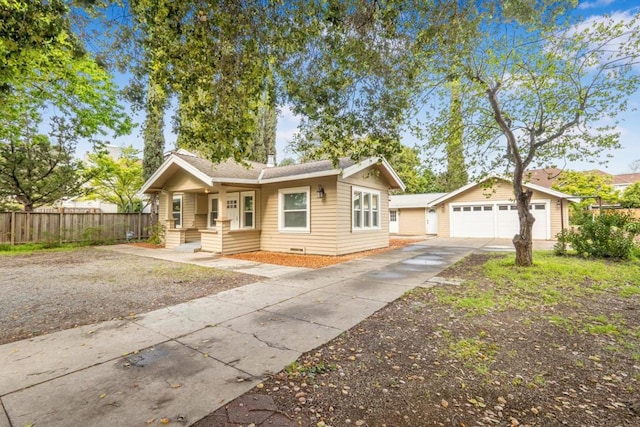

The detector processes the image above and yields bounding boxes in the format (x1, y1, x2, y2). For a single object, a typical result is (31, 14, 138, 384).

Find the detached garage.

(430, 178, 572, 240)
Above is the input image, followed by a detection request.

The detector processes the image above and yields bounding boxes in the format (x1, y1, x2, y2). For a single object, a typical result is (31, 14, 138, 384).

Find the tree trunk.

(513, 188, 535, 266)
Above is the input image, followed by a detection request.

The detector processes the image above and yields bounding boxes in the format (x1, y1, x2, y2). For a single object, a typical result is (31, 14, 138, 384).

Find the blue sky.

(96, 0, 640, 175)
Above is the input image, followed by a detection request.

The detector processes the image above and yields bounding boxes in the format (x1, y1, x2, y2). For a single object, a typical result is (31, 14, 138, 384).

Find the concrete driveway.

(0, 238, 552, 427)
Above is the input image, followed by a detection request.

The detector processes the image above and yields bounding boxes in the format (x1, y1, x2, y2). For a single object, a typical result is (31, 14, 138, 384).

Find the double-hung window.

(279, 187, 310, 232)
(352, 187, 380, 230)
(172, 195, 182, 228)
(241, 191, 255, 229)
(209, 196, 219, 228)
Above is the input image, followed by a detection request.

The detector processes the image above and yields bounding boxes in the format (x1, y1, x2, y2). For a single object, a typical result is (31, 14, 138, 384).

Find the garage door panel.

(451, 202, 549, 239)
(451, 205, 494, 238)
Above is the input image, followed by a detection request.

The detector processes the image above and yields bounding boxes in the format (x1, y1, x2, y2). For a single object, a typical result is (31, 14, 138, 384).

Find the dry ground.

(196, 252, 640, 427)
(0, 247, 258, 345)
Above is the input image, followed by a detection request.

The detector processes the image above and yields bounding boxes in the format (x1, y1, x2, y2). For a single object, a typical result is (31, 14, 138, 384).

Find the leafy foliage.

(620, 182, 640, 208)
(552, 170, 620, 224)
(0, 0, 130, 211)
(86, 146, 145, 213)
(555, 211, 640, 259)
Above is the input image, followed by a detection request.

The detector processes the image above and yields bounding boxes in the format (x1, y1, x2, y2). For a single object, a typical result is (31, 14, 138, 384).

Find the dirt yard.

(0, 247, 259, 345)
(197, 252, 640, 427)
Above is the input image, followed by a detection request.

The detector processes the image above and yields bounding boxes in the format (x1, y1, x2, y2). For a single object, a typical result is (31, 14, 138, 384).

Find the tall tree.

(416, 2, 640, 265)
(0, 0, 130, 211)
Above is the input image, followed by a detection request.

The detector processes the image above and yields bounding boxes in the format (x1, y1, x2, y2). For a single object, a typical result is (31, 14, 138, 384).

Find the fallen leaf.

(160, 418, 170, 424)
(146, 418, 155, 424)
(99, 393, 106, 399)
(441, 399, 449, 408)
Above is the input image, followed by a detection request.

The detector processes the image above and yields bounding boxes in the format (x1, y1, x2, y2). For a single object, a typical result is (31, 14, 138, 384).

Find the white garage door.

(451, 202, 549, 239)
(451, 205, 495, 238)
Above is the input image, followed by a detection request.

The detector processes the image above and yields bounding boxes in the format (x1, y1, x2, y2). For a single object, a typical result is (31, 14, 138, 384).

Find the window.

(241, 191, 254, 229)
(389, 210, 397, 222)
(279, 187, 310, 232)
(372, 194, 379, 227)
(209, 196, 218, 228)
(352, 187, 381, 230)
(172, 195, 182, 228)
(353, 191, 362, 228)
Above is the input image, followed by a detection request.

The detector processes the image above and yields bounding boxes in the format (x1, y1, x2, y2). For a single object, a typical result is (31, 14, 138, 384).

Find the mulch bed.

(225, 239, 422, 269)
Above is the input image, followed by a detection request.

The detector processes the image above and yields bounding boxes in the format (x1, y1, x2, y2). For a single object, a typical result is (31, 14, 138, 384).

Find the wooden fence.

(0, 212, 156, 245)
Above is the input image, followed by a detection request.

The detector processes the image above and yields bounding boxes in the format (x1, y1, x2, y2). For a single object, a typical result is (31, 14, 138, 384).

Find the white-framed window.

(241, 191, 255, 229)
(352, 187, 381, 230)
(278, 186, 310, 232)
(172, 195, 182, 228)
(389, 209, 397, 222)
(208, 195, 219, 228)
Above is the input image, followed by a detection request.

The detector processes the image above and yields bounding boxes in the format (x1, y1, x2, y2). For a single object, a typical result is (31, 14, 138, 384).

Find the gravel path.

(0, 247, 259, 345)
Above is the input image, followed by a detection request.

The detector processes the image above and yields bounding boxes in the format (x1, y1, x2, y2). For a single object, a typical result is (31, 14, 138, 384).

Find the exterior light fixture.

(316, 184, 326, 199)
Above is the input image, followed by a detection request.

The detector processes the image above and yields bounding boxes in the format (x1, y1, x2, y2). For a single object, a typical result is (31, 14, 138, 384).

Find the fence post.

(25, 212, 30, 242)
(10, 211, 15, 246)
(138, 212, 142, 240)
(59, 210, 64, 243)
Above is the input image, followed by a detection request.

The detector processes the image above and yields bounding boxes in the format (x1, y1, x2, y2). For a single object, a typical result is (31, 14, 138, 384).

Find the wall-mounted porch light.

(316, 184, 326, 199)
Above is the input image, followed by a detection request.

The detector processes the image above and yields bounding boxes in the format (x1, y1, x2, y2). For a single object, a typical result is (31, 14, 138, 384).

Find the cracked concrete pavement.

(0, 238, 554, 427)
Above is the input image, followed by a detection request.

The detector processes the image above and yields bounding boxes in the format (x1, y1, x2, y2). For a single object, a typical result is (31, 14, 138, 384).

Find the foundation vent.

(289, 247, 306, 254)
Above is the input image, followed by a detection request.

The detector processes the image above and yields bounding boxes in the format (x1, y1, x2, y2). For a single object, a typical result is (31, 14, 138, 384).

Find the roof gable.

(429, 176, 576, 206)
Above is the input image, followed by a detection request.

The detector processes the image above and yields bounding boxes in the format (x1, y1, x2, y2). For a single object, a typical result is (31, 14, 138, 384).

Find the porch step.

(173, 241, 202, 253)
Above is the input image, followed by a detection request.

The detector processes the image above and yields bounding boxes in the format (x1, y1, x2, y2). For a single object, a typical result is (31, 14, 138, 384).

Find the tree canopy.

(0, 0, 131, 211)
(86, 146, 145, 213)
(621, 182, 640, 208)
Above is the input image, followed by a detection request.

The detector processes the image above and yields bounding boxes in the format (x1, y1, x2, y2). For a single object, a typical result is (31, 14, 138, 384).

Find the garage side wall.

(398, 208, 426, 235)
(435, 181, 567, 239)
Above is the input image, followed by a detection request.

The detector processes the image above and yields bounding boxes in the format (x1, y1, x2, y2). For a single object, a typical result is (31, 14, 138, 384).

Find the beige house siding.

(222, 230, 261, 255)
(335, 171, 389, 255)
(200, 230, 220, 253)
(435, 181, 569, 238)
(164, 171, 207, 192)
(259, 177, 339, 256)
(397, 208, 426, 235)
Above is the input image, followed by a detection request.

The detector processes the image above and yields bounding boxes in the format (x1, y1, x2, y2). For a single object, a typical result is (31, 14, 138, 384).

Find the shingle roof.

(175, 152, 264, 180)
(525, 168, 563, 188)
(389, 193, 449, 208)
(260, 158, 356, 180)
(614, 173, 640, 185)
(141, 150, 404, 193)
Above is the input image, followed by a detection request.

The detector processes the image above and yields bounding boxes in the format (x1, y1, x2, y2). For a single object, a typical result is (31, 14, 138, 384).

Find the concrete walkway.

(101, 244, 310, 278)
(0, 238, 552, 427)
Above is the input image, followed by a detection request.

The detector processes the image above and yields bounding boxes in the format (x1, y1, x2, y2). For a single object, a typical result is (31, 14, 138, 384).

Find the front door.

(226, 193, 240, 230)
(427, 209, 438, 234)
(389, 209, 399, 234)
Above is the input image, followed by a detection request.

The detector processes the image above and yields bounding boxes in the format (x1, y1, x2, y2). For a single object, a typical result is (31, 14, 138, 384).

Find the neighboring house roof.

(525, 167, 563, 188)
(428, 176, 576, 206)
(141, 150, 405, 192)
(613, 172, 640, 186)
(389, 193, 448, 209)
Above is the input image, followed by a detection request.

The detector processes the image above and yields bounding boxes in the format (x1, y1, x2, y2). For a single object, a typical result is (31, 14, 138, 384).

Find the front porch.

(164, 219, 261, 256)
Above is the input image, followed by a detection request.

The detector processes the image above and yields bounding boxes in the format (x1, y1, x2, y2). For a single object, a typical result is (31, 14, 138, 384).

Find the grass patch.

(0, 242, 84, 255)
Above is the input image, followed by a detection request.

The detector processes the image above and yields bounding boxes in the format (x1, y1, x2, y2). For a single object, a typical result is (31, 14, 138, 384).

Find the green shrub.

(147, 223, 165, 245)
(556, 211, 640, 259)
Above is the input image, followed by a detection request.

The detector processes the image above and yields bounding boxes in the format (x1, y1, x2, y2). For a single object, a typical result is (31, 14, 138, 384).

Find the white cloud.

(578, 0, 615, 10)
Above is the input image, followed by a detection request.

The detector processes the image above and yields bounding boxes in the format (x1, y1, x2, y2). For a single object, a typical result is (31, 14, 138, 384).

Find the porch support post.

(218, 187, 228, 220)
